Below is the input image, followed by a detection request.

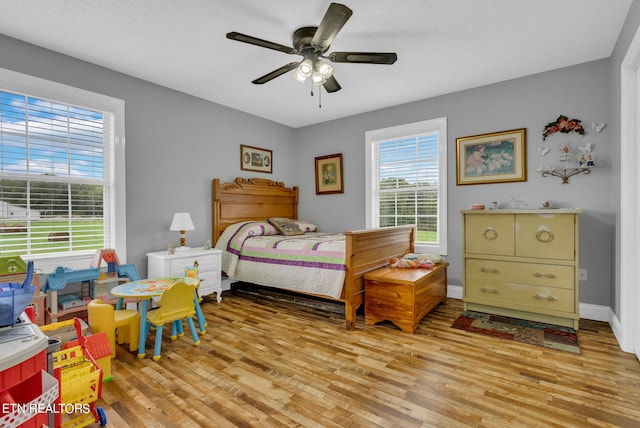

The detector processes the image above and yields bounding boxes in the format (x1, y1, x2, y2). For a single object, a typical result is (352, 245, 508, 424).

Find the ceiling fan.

(226, 2, 397, 94)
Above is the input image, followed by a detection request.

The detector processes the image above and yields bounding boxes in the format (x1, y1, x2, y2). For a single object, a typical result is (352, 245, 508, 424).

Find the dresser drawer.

(197, 272, 220, 296)
(466, 279, 575, 313)
(465, 214, 514, 256)
(515, 214, 575, 260)
(169, 254, 217, 276)
(465, 259, 574, 289)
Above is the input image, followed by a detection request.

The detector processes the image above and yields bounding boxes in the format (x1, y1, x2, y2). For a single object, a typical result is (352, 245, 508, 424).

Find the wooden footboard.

(342, 225, 415, 330)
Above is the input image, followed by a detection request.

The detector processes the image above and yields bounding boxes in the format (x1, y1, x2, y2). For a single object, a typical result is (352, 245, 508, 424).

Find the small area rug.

(451, 310, 581, 354)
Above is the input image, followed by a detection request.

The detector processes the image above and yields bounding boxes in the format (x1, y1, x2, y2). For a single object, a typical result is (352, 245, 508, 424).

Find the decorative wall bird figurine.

(578, 143, 592, 154)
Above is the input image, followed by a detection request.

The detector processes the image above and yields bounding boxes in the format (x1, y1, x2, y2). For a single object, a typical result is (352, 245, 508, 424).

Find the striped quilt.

(216, 222, 346, 299)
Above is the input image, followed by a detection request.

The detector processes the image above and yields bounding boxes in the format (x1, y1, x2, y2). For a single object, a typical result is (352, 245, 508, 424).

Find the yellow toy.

(185, 262, 198, 279)
(87, 298, 140, 358)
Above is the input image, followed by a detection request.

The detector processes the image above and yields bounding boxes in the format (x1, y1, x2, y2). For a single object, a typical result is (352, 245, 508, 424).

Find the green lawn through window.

(0, 220, 104, 256)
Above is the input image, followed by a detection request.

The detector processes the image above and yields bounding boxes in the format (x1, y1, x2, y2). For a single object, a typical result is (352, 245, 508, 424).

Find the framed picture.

(240, 144, 272, 173)
(456, 128, 527, 185)
(315, 153, 344, 194)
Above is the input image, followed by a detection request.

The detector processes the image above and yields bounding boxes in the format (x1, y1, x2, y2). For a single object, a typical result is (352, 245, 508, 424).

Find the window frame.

(0, 67, 126, 270)
(365, 117, 447, 255)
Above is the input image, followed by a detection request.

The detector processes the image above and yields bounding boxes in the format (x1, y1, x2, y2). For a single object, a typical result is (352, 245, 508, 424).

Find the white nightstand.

(146, 248, 222, 302)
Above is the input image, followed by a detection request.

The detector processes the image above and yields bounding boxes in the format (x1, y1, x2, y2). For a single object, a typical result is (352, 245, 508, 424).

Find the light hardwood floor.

(97, 291, 640, 427)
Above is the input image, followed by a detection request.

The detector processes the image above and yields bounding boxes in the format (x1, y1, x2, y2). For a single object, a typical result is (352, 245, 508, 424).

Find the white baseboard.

(447, 284, 463, 300)
(609, 311, 627, 351)
(578, 302, 610, 322)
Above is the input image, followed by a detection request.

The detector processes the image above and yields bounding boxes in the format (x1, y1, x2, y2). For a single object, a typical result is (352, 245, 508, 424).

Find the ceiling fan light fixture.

(311, 70, 326, 86)
(316, 60, 333, 79)
(292, 58, 313, 83)
(292, 68, 308, 84)
(299, 59, 313, 74)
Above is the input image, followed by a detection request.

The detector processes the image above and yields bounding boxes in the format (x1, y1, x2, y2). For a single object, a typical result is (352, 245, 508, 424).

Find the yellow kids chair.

(88, 298, 140, 358)
(144, 281, 200, 361)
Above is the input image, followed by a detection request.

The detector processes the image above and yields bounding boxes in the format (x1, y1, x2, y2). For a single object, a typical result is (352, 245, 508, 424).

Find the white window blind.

(0, 90, 113, 257)
(366, 118, 447, 254)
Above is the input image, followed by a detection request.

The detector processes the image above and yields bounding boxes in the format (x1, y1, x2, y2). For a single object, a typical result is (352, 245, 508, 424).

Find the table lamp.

(170, 212, 195, 251)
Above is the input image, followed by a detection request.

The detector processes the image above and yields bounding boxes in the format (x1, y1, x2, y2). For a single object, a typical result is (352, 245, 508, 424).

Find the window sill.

(23, 252, 96, 276)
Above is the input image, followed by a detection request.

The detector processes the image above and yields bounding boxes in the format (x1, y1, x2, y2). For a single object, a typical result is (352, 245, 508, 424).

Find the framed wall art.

(240, 144, 272, 173)
(456, 128, 527, 185)
(315, 153, 344, 194)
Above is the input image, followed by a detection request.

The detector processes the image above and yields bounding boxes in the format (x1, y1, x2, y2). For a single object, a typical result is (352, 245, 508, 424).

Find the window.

(365, 117, 447, 254)
(0, 68, 126, 267)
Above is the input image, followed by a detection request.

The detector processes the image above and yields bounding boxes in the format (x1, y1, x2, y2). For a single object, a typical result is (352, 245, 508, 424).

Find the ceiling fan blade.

(311, 3, 353, 51)
(329, 52, 398, 64)
(227, 32, 297, 55)
(252, 62, 299, 84)
(323, 75, 342, 93)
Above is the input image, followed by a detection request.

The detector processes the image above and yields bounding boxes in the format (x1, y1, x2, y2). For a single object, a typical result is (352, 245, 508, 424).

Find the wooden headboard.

(212, 177, 299, 244)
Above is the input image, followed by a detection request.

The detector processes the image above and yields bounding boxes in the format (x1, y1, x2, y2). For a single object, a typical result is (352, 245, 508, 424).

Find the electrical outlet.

(579, 268, 588, 281)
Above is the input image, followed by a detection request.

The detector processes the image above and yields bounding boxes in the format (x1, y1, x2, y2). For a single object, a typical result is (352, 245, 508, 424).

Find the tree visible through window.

(0, 90, 111, 257)
(366, 118, 447, 254)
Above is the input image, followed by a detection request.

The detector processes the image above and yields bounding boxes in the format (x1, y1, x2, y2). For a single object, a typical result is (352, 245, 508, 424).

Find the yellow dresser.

(462, 209, 581, 329)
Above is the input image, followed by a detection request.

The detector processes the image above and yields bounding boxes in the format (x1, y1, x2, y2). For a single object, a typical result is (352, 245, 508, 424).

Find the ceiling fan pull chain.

(319, 86, 322, 108)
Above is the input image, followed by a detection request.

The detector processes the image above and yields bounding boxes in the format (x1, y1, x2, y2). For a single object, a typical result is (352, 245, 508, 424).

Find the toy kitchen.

(0, 310, 58, 427)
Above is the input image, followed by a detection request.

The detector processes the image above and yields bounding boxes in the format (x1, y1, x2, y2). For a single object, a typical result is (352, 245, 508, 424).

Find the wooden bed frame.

(212, 177, 415, 330)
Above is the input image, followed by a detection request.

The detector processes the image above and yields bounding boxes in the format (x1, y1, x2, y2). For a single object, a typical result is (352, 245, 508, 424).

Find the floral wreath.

(542, 115, 585, 141)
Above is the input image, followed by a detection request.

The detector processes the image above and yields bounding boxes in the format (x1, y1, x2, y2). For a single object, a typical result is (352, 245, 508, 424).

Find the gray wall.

(294, 59, 613, 306)
(0, 35, 295, 275)
(0, 32, 619, 308)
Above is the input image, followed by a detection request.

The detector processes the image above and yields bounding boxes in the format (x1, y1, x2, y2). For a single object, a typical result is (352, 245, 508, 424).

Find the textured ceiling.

(0, 0, 632, 128)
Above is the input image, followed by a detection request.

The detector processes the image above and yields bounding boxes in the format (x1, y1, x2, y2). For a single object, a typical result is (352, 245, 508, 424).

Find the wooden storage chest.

(364, 262, 448, 333)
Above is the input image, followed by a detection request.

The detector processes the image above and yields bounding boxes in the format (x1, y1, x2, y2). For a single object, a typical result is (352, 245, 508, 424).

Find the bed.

(212, 177, 415, 330)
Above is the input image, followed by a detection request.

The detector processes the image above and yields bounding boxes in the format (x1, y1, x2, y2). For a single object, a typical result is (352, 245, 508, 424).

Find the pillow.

(268, 217, 304, 235)
(294, 220, 317, 233)
(215, 221, 280, 253)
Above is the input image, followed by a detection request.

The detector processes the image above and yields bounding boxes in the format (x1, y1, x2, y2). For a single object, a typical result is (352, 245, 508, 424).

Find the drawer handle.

(535, 229, 554, 243)
(532, 272, 557, 279)
(479, 287, 499, 294)
(533, 294, 557, 301)
(480, 267, 499, 274)
(483, 228, 498, 240)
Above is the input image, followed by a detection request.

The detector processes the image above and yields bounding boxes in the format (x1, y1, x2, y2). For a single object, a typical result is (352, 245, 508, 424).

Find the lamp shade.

(170, 212, 195, 231)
